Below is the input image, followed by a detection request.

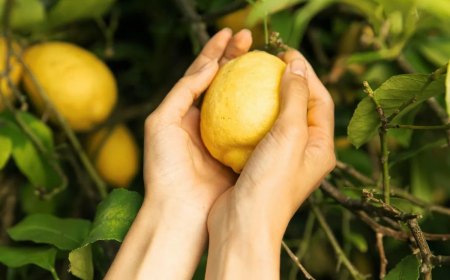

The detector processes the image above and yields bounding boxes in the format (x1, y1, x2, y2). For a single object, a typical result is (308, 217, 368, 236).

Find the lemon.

(200, 51, 286, 173)
(86, 124, 139, 188)
(22, 42, 117, 131)
(216, 6, 266, 47)
(0, 38, 23, 110)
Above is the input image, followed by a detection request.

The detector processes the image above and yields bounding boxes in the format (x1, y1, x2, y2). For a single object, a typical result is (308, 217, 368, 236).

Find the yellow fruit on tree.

(86, 124, 139, 188)
(216, 6, 266, 47)
(22, 42, 117, 131)
(200, 51, 286, 173)
(0, 38, 23, 110)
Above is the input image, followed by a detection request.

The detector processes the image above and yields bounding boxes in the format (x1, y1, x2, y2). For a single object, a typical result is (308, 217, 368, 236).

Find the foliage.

(0, 0, 449, 279)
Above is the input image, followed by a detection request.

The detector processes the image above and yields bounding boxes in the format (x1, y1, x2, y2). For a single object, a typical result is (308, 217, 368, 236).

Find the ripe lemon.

(200, 51, 286, 173)
(0, 38, 23, 110)
(216, 6, 266, 47)
(86, 124, 139, 188)
(22, 42, 117, 131)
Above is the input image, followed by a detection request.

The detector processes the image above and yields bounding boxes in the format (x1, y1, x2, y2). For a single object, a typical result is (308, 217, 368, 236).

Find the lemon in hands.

(200, 51, 286, 173)
(0, 38, 23, 110)
(22, 42, 117, 131)
(86, 124, 139, 188)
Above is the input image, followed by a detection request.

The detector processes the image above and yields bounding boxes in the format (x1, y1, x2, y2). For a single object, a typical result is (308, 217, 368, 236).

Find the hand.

(106, 28, 253, 280)
(205, 49, 336, 279)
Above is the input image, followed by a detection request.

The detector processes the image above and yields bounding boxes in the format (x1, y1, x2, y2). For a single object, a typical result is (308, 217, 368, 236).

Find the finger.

(185, 28, 232, 75)
(156, 59, 219, 125)
(219, 29, 253, 66)
(281, 50, 334, 141)
(272, 58, 309, 145)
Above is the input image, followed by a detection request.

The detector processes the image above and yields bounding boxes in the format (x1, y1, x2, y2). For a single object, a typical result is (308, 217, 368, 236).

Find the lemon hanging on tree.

(22, 42, 117, 131)
(0, 38, 23, 110)
(86, 124, 139, 188)
(200, 51, 286, 173)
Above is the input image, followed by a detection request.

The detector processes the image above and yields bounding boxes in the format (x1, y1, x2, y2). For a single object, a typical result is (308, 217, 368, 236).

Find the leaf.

(410, 157, 434, 203)
(68, 189, 142, 279)
(0, 119, 62, 189)
(47, 0, 116, 28)
(390, 198, 423, 216)
(390, 137, 447, 167)
(0, 133, 12, 169)
(8, 214, 91, 251)
(247, 0, 305, 27)
(287, 0, 336, 47)
(346, 232, 368, 253)
(69, 245, 93, 280)
(417, 0, 450, 25)
(419, 38, 450, 67)
(0, 0, 46, 31)
(17, 111, 54, 151)
(348, 74, 445, 148)
(0, 246, 57, 272)
(84, 189, 142, 244)
(446, 61, 450, 116)
(384, 255, 420, 280)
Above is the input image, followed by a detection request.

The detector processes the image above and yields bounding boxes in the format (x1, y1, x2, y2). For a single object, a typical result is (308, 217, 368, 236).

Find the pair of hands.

(106, 28, 335, 279)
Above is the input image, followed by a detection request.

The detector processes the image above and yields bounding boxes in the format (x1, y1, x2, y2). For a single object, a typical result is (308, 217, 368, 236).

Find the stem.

(407, 219, 433, 280)
(281, 241, 315, 280)
(376, 233, 388, 279)
(379, 129, 390, 204)
(310, 199, 365, 280)
(15, 55, 107, 199)
(50, 268, 61, 280)
(263, 13, 269, 46)
(387, 124, 450, 130)
(289, 212, 315, 280)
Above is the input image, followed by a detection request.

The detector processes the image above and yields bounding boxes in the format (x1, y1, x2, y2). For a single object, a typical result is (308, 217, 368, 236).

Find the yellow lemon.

(216, 5, 266, 47)
(22, 42, 117, 131)
(86, 124, 139, 188)
(0, 38, 23, 110)
(200, 51, 286, 173)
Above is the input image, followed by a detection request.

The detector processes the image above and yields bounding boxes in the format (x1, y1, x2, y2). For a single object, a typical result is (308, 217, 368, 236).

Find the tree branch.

(282, 241, 315, 280)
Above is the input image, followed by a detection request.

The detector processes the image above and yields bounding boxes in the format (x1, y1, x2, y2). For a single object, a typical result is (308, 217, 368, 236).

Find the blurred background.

(0, 0, 449, 279)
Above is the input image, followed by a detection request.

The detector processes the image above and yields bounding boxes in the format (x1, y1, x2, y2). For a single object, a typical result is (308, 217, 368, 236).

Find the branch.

(174, 0, 209, 50)
(376, 233, 388, 279)
(310, 199, 365, 280)
(386, 123, 450, 130)
(431, 255, 450, 267)
(281, 241, 315, 280)
(335, 160, 450, 216)
(407, 219, 433, 280)
(201, 1, 247, 22)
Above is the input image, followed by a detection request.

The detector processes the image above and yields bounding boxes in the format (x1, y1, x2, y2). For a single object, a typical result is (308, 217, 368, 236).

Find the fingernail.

(290, 59, 306, 77)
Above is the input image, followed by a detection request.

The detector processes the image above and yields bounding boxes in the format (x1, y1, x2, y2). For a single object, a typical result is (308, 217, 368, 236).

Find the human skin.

(105, 28, 252, 280)
(105, 29, 335, 280)
(205, 50, 336, 280)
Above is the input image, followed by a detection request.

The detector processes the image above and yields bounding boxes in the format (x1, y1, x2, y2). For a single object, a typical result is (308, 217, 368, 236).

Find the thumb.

(272, 58, 309, 141)
(157, 59, 219, 125)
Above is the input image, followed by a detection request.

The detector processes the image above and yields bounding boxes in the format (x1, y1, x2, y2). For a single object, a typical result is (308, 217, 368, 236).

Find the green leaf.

(0, 119, 62, 189)
(384, 255, 420, 280)
(247, 0, 305, 27)
(0, 133, 12, 169)
(69, 245, 93, 280)
(0, 246, 57, 272)
(417, 0, 450, 25)
(446, 61, 450, 116)
(390, 198, 423, 216)
(346, 232, 368, 253)
(419, 38, 450, 67)
(68, 189, 142, 280)
(47, 0, 115, 28)
(0, 0, 46, 31)
(84, 189, 142, 244)
(8, 214, 91, 251)
(410, 157, 434, 203)
(16, 111, 54, 151)
(348, 74, 445, 148)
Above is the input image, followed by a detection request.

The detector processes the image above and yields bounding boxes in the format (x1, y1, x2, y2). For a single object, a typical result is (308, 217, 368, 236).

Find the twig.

(376, 233, 388, 279)
(282, 241, 315, 280)
(431, 255, 450, 266)
(15, 53, 107, 199)
(363, 81, 391, 204)
(427, 97, 450, 145)
(387, 123, 450, 130)
(407, 219, 433, 280)
(174, 0, 209, 50)
(310, 199, 365, 280)
(289, 212, 315, 280)
(335, 160, 450, 216)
